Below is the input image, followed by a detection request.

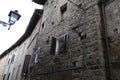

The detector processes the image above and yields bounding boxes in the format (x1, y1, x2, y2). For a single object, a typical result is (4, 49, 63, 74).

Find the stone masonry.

(30, 0, 120, 80)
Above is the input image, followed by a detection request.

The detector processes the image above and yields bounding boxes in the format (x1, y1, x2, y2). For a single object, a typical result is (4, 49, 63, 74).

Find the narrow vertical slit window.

(78, 31, 87, 40)
(50, 37, 56, 55)
(60, 3, 67, 20)
(2, 74, 6, 80)
(22, 55, 31, 76)
(7, 73, 10, 80)
(42, 22, 44, 29)
(11, 55, 15, 64)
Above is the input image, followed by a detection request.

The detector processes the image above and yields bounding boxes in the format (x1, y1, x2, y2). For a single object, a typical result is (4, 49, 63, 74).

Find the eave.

(32, 0, 47, 5)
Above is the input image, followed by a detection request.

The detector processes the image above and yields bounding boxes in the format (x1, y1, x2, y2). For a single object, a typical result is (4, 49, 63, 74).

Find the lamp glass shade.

(8, 10, 21, 25)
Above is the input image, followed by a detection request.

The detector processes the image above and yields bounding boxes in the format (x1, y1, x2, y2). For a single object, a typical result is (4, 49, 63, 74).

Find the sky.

(0, 0, 42, 54)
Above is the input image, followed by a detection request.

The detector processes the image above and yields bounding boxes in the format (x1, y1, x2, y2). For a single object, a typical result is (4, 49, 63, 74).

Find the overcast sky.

(0, 0, 42, 54)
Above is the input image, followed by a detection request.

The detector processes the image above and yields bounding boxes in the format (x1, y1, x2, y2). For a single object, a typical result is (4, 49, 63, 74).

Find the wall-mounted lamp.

(0, 10, 21, 30)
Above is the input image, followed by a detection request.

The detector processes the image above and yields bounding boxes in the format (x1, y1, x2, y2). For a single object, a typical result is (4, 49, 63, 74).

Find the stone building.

(0, 54, 9, 80)
(0, 9, 43, 80)
(0, 0, 120, 80)
(30, 0, 120, 80)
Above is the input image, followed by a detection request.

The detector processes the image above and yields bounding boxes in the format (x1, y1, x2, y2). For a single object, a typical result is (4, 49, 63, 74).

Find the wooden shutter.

(50, 37, 56, 55)
(22, 55, 31, 76)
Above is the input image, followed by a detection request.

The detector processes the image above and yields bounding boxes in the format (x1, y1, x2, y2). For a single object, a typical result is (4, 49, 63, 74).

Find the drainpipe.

(98, 0, 112, 80)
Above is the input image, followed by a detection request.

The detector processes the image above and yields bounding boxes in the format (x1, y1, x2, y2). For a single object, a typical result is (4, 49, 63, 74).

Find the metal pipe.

(99, 1, 112, 80)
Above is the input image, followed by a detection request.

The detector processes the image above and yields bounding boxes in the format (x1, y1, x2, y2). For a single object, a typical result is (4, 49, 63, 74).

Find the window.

(50, 37, 56, 55)
(32, 49, 40, 64)
(34, 52, 39, 63)
(2, 74, 6, 80)
(50, 33, 68, 56)
(56, 33, 68, 56)
(78, 31, 87, 40)
(22, 55, 31, 76)
(11, 55, 15, 64)
(7, 59, 10, 65)
(60, 3, 67, 20)
(42, 22, 44, 29)
(7, 73, 10, 80)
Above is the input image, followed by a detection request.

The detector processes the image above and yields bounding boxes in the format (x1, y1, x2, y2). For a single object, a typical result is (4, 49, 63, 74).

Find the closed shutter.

(22, 55, 31, 76)
(50, 37, 56, 55)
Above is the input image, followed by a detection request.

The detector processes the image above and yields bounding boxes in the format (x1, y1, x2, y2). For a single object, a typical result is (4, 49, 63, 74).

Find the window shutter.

(50, 37, 56, 55)
(22, 55, 31, 76)
(11, 55, 15, 64)
(3, 74, 6, 80)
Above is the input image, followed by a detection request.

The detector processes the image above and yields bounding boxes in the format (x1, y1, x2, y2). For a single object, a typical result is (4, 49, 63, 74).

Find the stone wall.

(0, 54, 8, 80)
(30, 0, 120, 80)
(105, 0, 120, 79)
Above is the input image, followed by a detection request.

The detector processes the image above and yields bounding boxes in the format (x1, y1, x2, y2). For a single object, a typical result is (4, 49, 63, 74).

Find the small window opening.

(42, 22, 44, 29)
(113, 28, 118, 33)
(11, 55, 15, 64)
(52, 22, 54, 25)
(3, 74, 6, 80)
(54, 6, 56, 8)
(60, 3, 67, 20)
(78, 32, 87, 40)
(8, 59, 10, 64)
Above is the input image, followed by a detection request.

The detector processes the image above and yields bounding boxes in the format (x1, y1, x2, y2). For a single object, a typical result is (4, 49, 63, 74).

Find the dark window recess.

(42, 22, 44, 29)
(54, 6, 56, 8)
(8, 59, 10, 64)
(60, 3, 67, 20)
(3, 74, 6, 80)
(46, 36, 50, 44)
(113, 28, 118, 33)
(22, 55, 31, 76)
(52, 22, 54, 25)
(50, 37, 56, 55)
(78, 32, 87, 40)
(11, 55, 15, 64)
(7, 73, 10, 80)
(72, 61, 76, 67)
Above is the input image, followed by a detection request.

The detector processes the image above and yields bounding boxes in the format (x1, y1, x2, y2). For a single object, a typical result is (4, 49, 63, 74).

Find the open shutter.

(50, 37, 56, 55)
(22, 55, 31, 76)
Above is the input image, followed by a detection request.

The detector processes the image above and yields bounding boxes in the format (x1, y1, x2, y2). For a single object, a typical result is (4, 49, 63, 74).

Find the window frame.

(55, 32, 68, 56)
